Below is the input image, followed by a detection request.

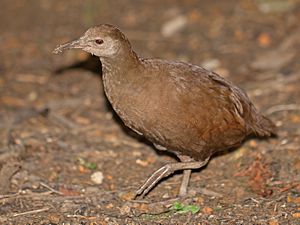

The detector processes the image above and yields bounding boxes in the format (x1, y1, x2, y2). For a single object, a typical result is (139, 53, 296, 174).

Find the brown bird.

(53, 24, 276, 198)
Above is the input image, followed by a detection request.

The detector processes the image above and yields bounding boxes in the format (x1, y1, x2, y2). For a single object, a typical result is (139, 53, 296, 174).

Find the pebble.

(161, 14, 187, 37)
(90, 171, 104, 184)
(201, 58, 220, 70)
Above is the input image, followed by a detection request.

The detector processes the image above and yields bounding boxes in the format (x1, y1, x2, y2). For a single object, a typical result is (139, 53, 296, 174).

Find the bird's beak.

(53, 38, 84, 54)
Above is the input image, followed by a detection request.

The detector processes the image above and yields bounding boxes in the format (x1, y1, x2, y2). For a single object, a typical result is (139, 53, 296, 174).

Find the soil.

(0, 0, 300, 224)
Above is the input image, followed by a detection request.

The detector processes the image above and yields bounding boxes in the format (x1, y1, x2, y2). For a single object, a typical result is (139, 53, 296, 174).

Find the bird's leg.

(177, 155, 193, 196)
(178, 155, 210, 196)
(135, 156, 210, 198)
(179, 169, 192, 196)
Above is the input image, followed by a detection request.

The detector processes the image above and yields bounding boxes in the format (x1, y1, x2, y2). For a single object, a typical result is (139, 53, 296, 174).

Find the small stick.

(40, 182, 63, 195)
(265, 104, 300, 115)
(66, 215, 97, 219)
(12, 207, 50, 217)
(49, 113, 79, 129)
(197, 187, 223, 198)
(0, 192, 20, 200)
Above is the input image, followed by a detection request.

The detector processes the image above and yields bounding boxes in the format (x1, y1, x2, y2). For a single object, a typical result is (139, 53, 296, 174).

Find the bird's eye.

(95, 39, 103, 45)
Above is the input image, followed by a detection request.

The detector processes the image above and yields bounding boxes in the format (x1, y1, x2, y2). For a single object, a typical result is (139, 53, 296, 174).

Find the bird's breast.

(102, 70, 148, 133)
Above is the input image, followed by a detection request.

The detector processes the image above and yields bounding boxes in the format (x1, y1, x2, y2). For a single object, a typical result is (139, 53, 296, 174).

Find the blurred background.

(0, 0, 300, 224)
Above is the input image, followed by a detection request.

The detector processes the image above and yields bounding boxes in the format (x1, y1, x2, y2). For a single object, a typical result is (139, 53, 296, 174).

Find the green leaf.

(170, 202, 184, 211)
(182, 205, 200, 214)
(84, 161, 97, 170)
(170, 202, 200, 215)
(77, 157, 97, 170)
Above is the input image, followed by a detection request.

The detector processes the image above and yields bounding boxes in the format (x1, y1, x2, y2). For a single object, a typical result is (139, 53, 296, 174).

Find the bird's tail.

(254, 115, 277, 137)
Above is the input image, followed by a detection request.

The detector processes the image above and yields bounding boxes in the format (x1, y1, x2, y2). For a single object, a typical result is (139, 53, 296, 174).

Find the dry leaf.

(1, 96, 26, 107)
(258, 32, 272, 47)
(235, 154, 273, 197)
(287, 194, 300, 203)
(202, 206, 213, 214)
(269, 219, 279, 225)
(292, 213, 300, 218)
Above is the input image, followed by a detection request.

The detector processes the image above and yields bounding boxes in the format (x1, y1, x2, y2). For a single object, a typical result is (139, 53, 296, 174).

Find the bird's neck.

(100, 49, 140, 75)
(100, 49, 141, 111)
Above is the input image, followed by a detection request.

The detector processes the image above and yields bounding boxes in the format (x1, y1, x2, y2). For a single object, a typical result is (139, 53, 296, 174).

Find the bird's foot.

(135, 164, 174, 198)
(134, 158, 210, 198)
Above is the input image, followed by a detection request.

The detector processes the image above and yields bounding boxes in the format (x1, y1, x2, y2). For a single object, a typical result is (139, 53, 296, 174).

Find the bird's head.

(53, 24, 130, 58)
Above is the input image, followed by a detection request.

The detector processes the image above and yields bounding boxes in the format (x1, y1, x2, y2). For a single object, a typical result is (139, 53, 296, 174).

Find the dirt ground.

(0, 0, 300, 224)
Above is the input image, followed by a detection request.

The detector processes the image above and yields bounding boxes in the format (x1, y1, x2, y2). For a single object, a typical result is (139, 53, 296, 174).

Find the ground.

(0, 0, 300, 224)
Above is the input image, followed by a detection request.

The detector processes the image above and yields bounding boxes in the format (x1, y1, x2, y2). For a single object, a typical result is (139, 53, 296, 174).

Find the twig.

(130, 199, 150, 204)
(66, 215, 97, 219)
(197, 187, 223, 198)
(265, 104, 300, 115)
(0, 192, 20, 200)
(12, 207, 50, 217)
(0, 190, 57, 203)
(40, 182, 63, 195)
(46, 96, 90, 110)
(265, 195, 286, 206)
(249, 197, 260, 204)
(264, 212, 288, 222)
(49, 113, 79, 129)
